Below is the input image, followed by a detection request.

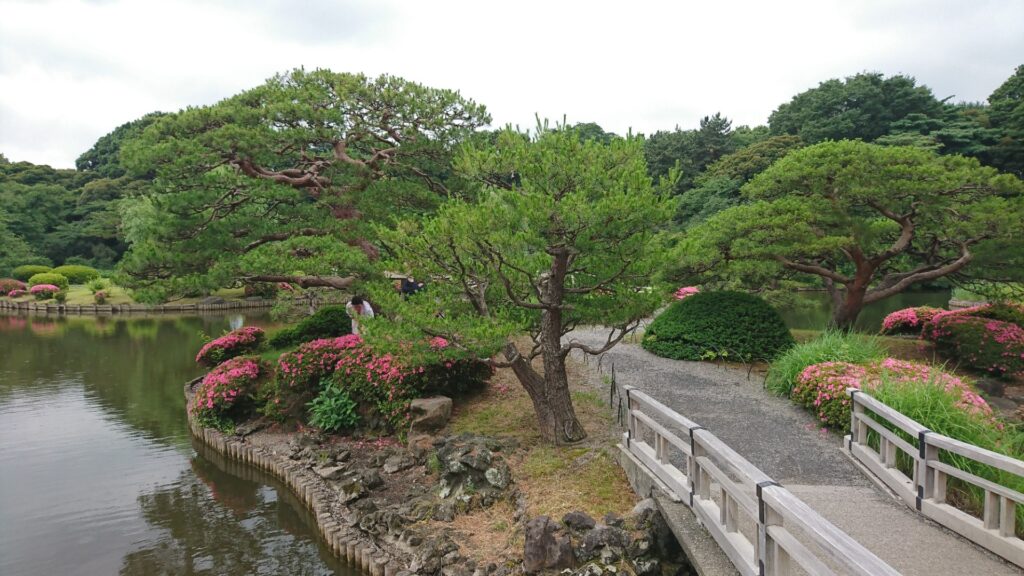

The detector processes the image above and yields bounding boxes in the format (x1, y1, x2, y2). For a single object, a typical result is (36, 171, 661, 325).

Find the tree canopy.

(769, 72, 944, 143)
(369, 125, 674, 443)
(669, 140, 1024, 327)
(117, 69, 490, 301)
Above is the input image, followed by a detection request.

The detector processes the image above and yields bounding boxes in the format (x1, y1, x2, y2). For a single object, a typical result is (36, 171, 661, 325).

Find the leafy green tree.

(643, 113, 736, 196)
(670, 141, 1024, 328)
(571, 122, 618, 143)
(676, 135, 802, 226)
(76, 112, 167, 179)
(371, 126, 673, 444)
(118, 69, 489, 300)
(0, 207, 39, 275)
(988, 64, 1024, 177)
(769, 73, 943, 143)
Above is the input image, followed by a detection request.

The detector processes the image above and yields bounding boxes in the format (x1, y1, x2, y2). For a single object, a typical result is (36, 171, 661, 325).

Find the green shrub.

(86, 278, 109, 293)
(51, 265, 100, 284)
(766, 330, 886, 396)
(642, 291, 794, 362)
(54, 291, 67, 304)
(268, 305, 351, 348)
(307, 380, 360, 432)
(27, 273, 69, 290)
(12, 265, 52, 281)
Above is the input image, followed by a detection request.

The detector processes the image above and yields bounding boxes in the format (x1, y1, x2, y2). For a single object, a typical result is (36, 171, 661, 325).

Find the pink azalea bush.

(0, 278, 25, 294)
(7, 289, 27, 298)
(926, 313, 1024, 377)
(29, 284, 60, 300)
(195, 326, 266, 367)
(673, 286, 700, 300)
(880, 306, 942, 336)
(793, 358, 993, 431)
(275, 334, 491, 431)
(191, 356, 265, 430)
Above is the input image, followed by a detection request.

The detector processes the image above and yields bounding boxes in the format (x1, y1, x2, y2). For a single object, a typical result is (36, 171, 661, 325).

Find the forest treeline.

(1, 67, 1021, 281)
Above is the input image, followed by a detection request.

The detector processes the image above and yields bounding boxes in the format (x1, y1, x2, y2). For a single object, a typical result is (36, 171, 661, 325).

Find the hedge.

(268, 305, 351, 348)
(27, 272, 69, 291)
(12, 265, 52, 282)
(642, 290, 794, 362)
(51, 265, 100, 284)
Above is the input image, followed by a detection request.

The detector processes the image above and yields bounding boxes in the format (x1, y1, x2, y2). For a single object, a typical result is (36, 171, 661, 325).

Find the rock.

(563, 511, 597, 532)
(409, 396, 453, 434)
(383, 453, 416, 474)
(460, 447, 492, 471)
(976, 377, 1006, 397)
(234, 420, 266, 437)
(434, 500, 457, 521)
(603, 512, 624, 528)
(332, 448, 351, 462)
(523, 516, 574, 574)
(314, 465, 346, 481)
(408, 433, 435, 457)
(200, 296, 226, 305)
(630, 558, 660, 576)
(577, 525, 630, 561)
(339, 480, 365, 503)
(362, 468, 384, 489)
(484, 463, 511, 489)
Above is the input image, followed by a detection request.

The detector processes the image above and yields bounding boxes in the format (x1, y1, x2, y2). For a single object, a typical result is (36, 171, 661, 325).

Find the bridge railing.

(846, 388, 1024, 567)
(621, 384, 901, 576)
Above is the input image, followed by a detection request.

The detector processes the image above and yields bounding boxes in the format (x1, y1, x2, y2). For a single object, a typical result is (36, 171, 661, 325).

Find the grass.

(766, 330, 888, 396)
(439, 341, 638, 566)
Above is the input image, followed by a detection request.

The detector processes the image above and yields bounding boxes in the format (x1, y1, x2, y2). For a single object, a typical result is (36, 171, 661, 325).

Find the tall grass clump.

(870, 375, 1024, 534)
(766, 330, 886, 396)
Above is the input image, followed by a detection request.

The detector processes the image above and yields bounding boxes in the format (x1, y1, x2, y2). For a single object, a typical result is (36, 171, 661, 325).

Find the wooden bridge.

(567, 327, 1024, 576)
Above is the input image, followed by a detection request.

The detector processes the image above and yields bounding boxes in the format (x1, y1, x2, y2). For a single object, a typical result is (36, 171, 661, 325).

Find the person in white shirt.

(345, 296, 374, 335)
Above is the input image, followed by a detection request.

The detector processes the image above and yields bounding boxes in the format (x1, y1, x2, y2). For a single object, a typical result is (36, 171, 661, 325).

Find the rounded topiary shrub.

(27, 272, 69, 291)
(268, 305, 351, 348)
(51, 265, 100, 284)
(12, 265, 52, 282)
(0, 278, 26, 294)
(642, 290, 794, 362)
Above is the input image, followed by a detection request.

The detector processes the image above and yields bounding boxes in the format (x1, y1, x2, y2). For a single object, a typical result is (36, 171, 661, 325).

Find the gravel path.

(567, 326, 1020, 576)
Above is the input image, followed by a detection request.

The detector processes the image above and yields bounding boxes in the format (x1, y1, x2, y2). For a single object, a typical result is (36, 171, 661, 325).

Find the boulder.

(577, 525, 630, 561)
(409, 396, 453, 434)
(563, 511, 597, 532)
(314, 464, 346, 481)
(383, 453, 416, 474)
(523, 516, 574, 574)
(339, 479, 365, 503)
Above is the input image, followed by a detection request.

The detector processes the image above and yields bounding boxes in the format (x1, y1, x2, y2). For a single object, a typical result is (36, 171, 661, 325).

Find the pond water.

(776, 290, 952, 332)
(0, 313, 358, 576)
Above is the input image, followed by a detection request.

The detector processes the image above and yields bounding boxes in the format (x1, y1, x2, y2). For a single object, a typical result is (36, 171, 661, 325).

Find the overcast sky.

(1, 0, 1021, 169)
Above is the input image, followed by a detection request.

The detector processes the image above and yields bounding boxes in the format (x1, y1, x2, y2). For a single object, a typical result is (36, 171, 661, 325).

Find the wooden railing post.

(917, 430, 935, 510)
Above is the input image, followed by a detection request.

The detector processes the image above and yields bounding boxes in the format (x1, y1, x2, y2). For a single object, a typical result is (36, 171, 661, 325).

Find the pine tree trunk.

(831, 282, 868, 330)
(502, 344, 587, 445)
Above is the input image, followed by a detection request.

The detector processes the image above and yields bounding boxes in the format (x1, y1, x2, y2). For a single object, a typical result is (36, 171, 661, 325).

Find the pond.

(0, 313, 359, 576)
(776, 289, 952, 332)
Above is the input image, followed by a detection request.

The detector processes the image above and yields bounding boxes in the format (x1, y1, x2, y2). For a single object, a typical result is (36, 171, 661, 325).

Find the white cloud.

(0, 0, 1021, 167)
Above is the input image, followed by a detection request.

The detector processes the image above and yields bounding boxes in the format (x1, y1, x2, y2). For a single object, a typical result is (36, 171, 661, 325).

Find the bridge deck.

(569, 327, 1020, 576)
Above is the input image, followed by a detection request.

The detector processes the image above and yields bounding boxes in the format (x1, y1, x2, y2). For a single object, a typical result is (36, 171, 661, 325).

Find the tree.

(669, 141, 1024, 328)
(988, 64, 1024, 177)
(0, 207, 39, 274)
(371, 126, 673, 444)
(571, 122, 618, 144)
(675, 135, 802, 226)
(76, 112, 167, 179)
(769, 73, 944, 143)
(643, 113, 737, 196)
(118, 69, 489, 300)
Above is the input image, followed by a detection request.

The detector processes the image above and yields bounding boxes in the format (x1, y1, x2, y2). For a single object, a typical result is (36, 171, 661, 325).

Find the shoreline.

(183, 377, 409, 576)
(0, 298, 276, 315)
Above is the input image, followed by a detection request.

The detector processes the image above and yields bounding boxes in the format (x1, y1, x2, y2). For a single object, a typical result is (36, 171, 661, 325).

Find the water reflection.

(0, 312, 356, 576)
(777, 290, 951, 331)
(121, 443, 348, 576)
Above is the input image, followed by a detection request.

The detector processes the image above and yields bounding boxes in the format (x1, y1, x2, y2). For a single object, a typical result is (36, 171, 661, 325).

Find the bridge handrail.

(846, 388, 1024, 568)
(619, 384, 902, 576)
